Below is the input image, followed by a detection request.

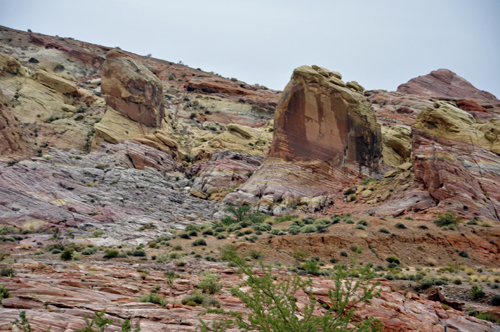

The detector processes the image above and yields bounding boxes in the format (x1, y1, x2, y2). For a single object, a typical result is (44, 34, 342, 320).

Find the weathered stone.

(381, 125, 412, 167)
(413, 128, 500, 221)
(102, 49, 164, 127)
(397, 68, 499, 101)
(346, 81, 364, 92)
(34, 69, 80, 96)
(224, 65, 382, 213)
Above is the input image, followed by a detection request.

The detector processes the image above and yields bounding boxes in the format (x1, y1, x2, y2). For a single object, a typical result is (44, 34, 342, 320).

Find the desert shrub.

(82, 247, 98, 255)
(133, 250, 146, 257)
(350, 244, 359, 252)
(104, 249, 119, 259)
(287, 225, 301, 235)
(71, 252, 81, 260)
(474, 312, 499, 324)
(179, 232, 190, 239)
(0, 285, 9, 301)
(330, 257, 338, 264)
(270, 228, 284, 236)
(60, 249, 74, 261)
(386, 255, 400, 264)
(395, 222, 407, 229)
(340, 250, 348, 257)
(300, 225, 317, 233)
(491, 295, 500, 306)
(354, 224, 366, 230)
(140, 292, 168, 307)
(466, 219, 478, 225)
(228, 223, 242, 232)
(249, 250, 262, 259)
(357, 219, 368, 226)
(216, 233, 227, 239)
(434, 211, 460, 227)
(458, 251, 469, 258)
(211, 245, 383, 331)
(202, 229, 214, 236)
(51, 248, 62, 254)
(378, 226, 390, 234)
(0, 267, 15, 277)
(360, 178, 376, 185)
(303, 216, 315, 224)
(426, 258, 437, 266)
(198, 272, 222, 294)
(192, 238, 207, 246)
(453, 277, 462, 285)
(344, 187, 354, 195)
(303, 260, 321, 275)
(169, 252, 179, 259)
(258, 223, 271, 232)
(47, 243, 64, 251)
(471, 285, 485, 299)
(225, 205, 251, 222)
(345, 218, 355, 224)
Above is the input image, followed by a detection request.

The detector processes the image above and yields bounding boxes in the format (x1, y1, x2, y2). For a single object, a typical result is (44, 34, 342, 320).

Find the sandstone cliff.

(224, 65, 382, 214)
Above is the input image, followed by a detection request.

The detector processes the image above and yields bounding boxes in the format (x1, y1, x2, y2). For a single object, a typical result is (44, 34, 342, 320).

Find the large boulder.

(224, 65, 382, 214)
(397, 68, 499, 101)
(381, 125, 412, 167)
(102, 49, 164, 127)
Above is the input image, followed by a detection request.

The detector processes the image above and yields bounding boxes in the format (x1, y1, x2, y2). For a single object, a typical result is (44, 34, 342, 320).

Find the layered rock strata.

(397, 68, 499, 101)
(224, 65, 382, 213)
(102, 49, 164, 127)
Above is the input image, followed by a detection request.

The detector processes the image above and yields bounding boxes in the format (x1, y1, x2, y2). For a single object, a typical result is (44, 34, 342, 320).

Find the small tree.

(201, 245, 383, 331)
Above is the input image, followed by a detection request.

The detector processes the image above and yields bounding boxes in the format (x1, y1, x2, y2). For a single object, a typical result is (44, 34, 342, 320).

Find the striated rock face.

(188, 150, 263, 201)
(414, 101, 500, 155)
(102, 49, 164, 127)
(0, 105, 32, 156)
(224, 65, 382, 213)
(412, 129, 500, 221)
(381, 124, 412, 167)
(397, 69, 499, 101)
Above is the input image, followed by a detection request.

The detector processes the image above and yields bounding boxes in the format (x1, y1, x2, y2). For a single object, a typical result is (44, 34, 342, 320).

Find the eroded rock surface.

(102, 49, 164, 127)
(224, 65, 382, 214)
(397, 69, 499, 101)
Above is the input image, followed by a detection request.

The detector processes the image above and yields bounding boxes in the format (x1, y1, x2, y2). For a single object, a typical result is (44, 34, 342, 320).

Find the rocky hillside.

(1, 24, 500, 331)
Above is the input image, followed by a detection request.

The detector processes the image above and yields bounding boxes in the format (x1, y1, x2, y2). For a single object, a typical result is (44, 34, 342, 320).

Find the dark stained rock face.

(397, 69, 499, 101)
(224, 65, 382, 214)
(102, 49, 164, 127)
(412, 129, 500, 221)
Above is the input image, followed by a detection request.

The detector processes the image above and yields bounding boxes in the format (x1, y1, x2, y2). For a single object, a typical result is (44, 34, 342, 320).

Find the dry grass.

(465, 268, 475, 275)
(469, 274, 479, 282)
(426, 258, 437, 267)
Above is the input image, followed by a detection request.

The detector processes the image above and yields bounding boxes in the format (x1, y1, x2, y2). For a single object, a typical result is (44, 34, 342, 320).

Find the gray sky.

(1, 0, 499, 97)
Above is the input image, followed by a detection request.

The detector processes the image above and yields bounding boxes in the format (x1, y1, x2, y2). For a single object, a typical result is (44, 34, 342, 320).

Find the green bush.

(82, 247, 98, 255)
(202, 229, 215, 236)
(300, 225, 317, 233)
(104, 249, 119, 259)
(471, 285, 485, 299)
(491, 295, 500, 306)
(287, 225, 301, 235)
(193, 238, 207, 246)
(303, 260, 320, 275)
(270, 228, 284, 236)
(139, 292, 168, 307)
(360, 178, 376, 185)
(395, 222, 407, 229)
(132, 250, 146, 257)
(385, 255, 400, 264)
(378, 226, 390, 234)
(435, 211, 460, 227)
(212, 245, 382, 331)
(60, 249, 74, 261)
(0, 285, 9, 301)
(198, 272, 222, 294)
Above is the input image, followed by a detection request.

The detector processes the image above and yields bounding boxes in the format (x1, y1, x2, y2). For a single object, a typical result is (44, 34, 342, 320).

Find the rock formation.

(397, 69, 499, 101)
(224, 65, 382, 214)
(188, 150, 263, 200)
(102, 49, 165, 127)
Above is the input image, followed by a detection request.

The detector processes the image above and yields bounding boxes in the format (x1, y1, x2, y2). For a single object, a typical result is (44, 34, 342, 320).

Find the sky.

(1, 0, 499, 97)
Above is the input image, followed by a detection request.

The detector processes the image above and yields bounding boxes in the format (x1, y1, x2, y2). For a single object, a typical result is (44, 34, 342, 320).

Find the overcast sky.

(1, 0, 499, 97)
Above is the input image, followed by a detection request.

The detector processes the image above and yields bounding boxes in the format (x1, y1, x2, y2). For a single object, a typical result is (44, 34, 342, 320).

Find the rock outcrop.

(102, 49, 164, 127)
(412, 128, 500, 221)
(188, 151, 263, 201)
(224, 65, 382, 213)
(397, 69, 499, 101)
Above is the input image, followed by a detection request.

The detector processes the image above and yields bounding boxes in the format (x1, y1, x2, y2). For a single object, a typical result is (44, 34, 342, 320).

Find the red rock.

(102, 49, 164, 127)
(397, 69, 499, 101)
(224, 65, 381, 213)
(412, 128, 500, 221)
